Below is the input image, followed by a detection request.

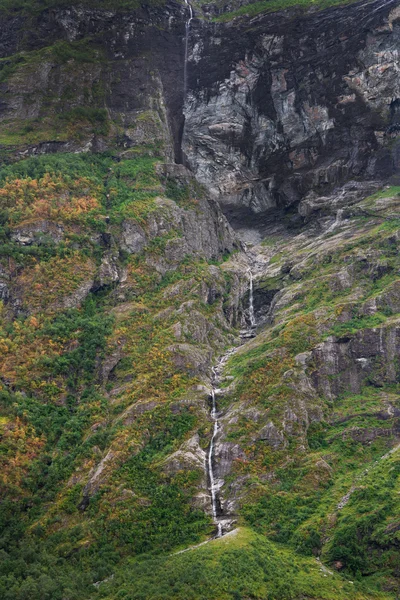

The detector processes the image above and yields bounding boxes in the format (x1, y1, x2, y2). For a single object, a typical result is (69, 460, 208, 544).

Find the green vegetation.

(215, 0, 361, 22)
(0, 151, 236, 599)
(212, 187, 400, 595)
(0, 0, 164, 15)
(326, 451, 400, 577)
(96, 528, 389, 600)
(363, 186, 400, 204)
(1, 151, 400, 598)
(51, 40, 103, 64)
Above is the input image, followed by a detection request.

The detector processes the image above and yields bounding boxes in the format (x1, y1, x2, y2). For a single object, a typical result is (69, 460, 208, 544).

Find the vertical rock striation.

(183, 0, 400, 223)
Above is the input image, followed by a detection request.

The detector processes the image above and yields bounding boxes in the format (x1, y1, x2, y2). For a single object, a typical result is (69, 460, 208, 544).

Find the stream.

(183, 0, 193, 97)
(207, 270, 256, 537)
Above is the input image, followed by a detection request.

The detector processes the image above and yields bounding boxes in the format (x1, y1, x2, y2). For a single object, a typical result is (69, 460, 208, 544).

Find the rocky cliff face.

(1, 0, 399, 217)
(184, 0, 400, 231)
(1, 1, 400, 599)
(0, 1, 190, 160)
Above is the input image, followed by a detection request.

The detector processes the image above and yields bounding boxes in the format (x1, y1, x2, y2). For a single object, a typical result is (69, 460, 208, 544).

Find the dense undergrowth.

(217, 189, 400, 594)
(214, 0, 361, 22)
(0, 151, 228, 599)
(1, 150, 400, 599)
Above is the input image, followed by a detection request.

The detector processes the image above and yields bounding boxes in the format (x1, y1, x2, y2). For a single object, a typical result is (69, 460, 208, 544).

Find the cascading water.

(248, 270, 256, 329)
(206, 273, 257, 538)
(183, 0, 193, 97)
(326, 208, 344, 234)
(176, 275, 257, 549)
(208, 382, 223, 538)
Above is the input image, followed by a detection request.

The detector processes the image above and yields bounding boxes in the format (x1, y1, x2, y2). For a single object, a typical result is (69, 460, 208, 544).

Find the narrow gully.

(206, 271, 256, 538)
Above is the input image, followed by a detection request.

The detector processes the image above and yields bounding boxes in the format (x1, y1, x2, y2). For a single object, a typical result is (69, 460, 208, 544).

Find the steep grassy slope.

(95, 527, 392, 599)
(1, 151, 400, 599)
(0, 0, 399, 598)
(0, 150, 238, 599)
(214, 188, 400, 595)
(213, 0, 361, 22)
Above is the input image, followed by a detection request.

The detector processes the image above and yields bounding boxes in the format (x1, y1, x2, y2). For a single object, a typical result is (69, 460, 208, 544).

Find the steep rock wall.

(0, 2, 189, 161)
(183, 0, 400, 224)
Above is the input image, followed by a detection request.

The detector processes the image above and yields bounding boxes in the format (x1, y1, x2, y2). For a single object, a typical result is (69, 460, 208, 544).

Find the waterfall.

(205, 273, 258, 537)
(208, 382, 223, 537)
(326, 208, 344, 233)
(183, 0, 193, 97)
(248, 270, 256, 329)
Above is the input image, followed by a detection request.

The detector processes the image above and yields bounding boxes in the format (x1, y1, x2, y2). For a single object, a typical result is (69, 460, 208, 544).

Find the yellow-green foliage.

(0, 415, 45, 499)
(98, 527, 391, 600)
(1, 152, 400, 600)
(216, 0, 361, 22)
(16, 253, 96, 312)
(0, 174, 101, 224)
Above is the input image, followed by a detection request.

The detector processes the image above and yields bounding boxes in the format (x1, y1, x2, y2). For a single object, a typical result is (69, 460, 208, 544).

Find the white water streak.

(248, 270, 256, 328)
(208, 386, 222, 536)
(205, 276, 257, 538)
(183, 0, 193, 97)
(326, 208, 344, 234)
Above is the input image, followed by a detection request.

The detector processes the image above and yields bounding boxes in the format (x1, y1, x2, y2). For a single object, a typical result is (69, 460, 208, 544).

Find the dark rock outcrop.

(183, 0, 400, 223)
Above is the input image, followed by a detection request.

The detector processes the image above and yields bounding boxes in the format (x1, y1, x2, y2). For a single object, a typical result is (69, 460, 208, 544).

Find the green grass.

(363, 186, 400, 204)
(0, 0, 164, 14)
(326, 449, 400, 576)
(215, 0, 362, 22)
(329, 313, 387, 338)
(96, 527, 388, 600)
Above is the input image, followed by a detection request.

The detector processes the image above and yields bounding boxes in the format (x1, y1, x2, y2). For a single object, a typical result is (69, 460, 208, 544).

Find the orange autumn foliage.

(0, 416, 45, 498)
(0, 173, 100, 224)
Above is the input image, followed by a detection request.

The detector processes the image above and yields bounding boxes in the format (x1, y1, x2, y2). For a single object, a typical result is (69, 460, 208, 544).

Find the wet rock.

(162, 434, 206, 476)
(311, 324, 400, 399)
(214, 441, 247, 479)
(298, 181, 381, 220)
(82, 449, 117, 500)
(168, 343, 212, 377)
(100, 346, 123, 385)
(0, 281, 9, 300)
(58, 278, 95, 311)
(283, 408, 300, 435)
(0, 265, 9, 301)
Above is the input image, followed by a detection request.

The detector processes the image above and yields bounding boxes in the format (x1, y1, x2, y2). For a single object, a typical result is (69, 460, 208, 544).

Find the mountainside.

(0, 0, 400, 599)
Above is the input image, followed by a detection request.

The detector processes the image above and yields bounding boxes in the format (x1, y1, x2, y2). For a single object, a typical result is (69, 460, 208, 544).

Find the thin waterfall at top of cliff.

(183, 0, 193, 97)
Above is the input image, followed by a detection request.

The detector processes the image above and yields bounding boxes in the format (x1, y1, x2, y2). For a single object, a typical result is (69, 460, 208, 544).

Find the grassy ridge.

(0, 0, 164, 15)
(215, 0, 365, 22)
(97, 527, 389, 599)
